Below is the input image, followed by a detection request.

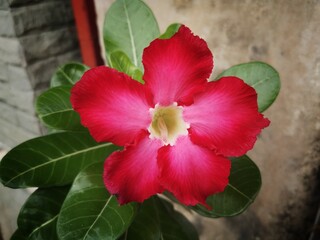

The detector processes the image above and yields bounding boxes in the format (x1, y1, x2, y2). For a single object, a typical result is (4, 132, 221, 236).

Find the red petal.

(158, 136, 231, 207)
(104, 132, 163, 204)
(71, 66, 152, 146)
(183, 77, 270, 157)
(142, 25, 213, 106)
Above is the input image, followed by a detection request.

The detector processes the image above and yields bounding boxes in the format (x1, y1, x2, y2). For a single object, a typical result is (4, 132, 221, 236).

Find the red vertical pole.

(71, 0, 104, 68)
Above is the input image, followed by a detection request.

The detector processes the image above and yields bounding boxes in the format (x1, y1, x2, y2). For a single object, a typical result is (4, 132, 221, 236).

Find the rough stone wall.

(0, 0, 81, 147)
(94, 1, 320, 239)
(0, 1, 82, 239)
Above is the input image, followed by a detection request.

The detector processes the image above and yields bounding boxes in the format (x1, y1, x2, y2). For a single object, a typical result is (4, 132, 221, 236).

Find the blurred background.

(1, 0, 320, 239)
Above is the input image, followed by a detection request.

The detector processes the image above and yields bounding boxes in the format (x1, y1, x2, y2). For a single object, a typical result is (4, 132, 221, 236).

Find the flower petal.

(158, 136, 231, 207)
(183, 77, 270, 157)
(142, 25, 213, 106)
(104, 132, 163, 204)
(71, 66, 152, 146)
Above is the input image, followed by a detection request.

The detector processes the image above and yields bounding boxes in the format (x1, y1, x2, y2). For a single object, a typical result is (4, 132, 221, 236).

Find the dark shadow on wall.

(225, 136, 320, 240)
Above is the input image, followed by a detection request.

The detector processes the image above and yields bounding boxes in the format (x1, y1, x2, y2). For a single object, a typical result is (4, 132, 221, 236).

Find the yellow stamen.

(148, 103, 189, 145)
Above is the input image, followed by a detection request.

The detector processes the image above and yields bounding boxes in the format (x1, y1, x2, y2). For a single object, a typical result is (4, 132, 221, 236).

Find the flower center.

(148, 103, 189, 145)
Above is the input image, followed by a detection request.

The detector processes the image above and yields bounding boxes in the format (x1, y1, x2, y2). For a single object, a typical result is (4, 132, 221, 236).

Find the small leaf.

(51, 62, 89, 87)
(103, 0, 160, 69)
(36, 86, 85, 131)
(159, 23, 181, 39)
(0, 132, 120, 188)
(17, 186, 69, 239)
(216, 62, 280, 112)
(110, 51, 144, 83)
(192, 155, 261, 218)
(122, 196, 198, 240)
(57, 162, 137, 240)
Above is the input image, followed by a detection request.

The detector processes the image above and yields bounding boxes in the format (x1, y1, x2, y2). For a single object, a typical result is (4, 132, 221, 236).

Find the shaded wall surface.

(0, 0, 81, 147)
(94, 1, 320, 239)
(0, 0, 81, 239)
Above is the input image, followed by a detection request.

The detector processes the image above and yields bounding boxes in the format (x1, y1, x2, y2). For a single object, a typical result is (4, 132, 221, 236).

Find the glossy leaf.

(57, 162, 137, 240)
(36, 86, 85, 131)
(0, 132, 120, 188)
(121, 196, 198, 240)
(51, 62, 89, 87)
(17, 186, 70, 239)
(103, 0, 160, 69)
(159, 23, 181, 39)
(216, 62, 280, 112)
(192, 155, 261, 218)
(110, 51, 144, 83)
(35, 86, 81, 131)
(10, 229, 27, 240)
(27, 218, 58, 240)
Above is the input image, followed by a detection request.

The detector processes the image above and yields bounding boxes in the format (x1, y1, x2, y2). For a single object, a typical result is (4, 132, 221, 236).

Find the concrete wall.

(0, 0, 81, 147)
(94, 1, 320, 239)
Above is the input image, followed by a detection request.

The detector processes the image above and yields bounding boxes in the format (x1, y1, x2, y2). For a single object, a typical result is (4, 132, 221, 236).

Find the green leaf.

(36, 86, 85, 131)
(121, 196, 198, 240)
(110, 51, 144, 83)
(10, 229, 27, 240)
(0, 132, 120, 188)
(27, 218, 58, 240)
(103, 0, 160, 69)
(51, 62, 89, 87)
(216, 62, 280, 112)
(159, 23, 181, 39)
(17, 186, 70, 239)
(192, 155, 261, 218)
(57, 162, 137, 240)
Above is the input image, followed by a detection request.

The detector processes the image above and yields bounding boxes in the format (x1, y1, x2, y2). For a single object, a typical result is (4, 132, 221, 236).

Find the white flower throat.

(148, 103, 189, 145)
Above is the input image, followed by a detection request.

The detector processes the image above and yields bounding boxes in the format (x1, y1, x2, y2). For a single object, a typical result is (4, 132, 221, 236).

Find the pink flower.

(71, 25, 270, 208)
